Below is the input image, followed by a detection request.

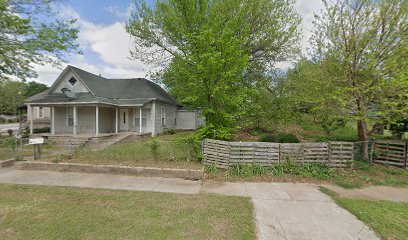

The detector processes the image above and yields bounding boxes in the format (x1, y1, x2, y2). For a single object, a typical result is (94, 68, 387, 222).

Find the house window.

(134, 108, 148, 126)
(37, 107, 44, 118)
(161, 107, 166, 126)
(68, 77, 77, 86)
(66, 107, 73, 127)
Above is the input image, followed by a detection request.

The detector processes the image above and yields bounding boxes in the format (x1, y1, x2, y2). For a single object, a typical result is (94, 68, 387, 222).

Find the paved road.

(0, 123, 19, 133)
(0, 168, 379, 240)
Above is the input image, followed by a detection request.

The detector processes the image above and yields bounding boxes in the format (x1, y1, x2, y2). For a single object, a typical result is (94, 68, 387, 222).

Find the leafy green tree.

(24, 81, 48, 98)
(310, 0, 408, 159)
(0, 80, 25, 115)
(0, 0, 80, 81)
(286, 59, 347, 135)
(126, 0, 301, 134)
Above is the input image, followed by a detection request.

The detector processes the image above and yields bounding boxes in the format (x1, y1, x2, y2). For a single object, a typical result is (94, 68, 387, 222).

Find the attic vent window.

(68, 77, 77, 86)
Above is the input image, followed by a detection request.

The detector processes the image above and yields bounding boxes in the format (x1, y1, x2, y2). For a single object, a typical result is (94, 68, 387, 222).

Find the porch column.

(115, 107, 118, 133)
(139, 107, 142, 133)
(73, 106, 77, 136)
(151, 101, 156, 136)
(28, 104, 33, 135)
(51, 106, 55, 135)
(95, 106, 99, 135)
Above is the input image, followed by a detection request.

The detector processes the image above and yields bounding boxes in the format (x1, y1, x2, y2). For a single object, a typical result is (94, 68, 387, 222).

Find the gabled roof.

(25, 66, 181, 106)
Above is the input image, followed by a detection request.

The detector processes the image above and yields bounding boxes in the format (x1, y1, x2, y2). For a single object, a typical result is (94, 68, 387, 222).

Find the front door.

(119, 109, 129, 131)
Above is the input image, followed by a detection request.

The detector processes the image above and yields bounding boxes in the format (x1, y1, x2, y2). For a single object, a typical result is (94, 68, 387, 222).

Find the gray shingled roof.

(25, 66, 181, 106)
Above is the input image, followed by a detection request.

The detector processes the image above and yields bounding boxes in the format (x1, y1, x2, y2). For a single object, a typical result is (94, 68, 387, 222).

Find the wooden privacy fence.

(373, 141, 408, 168)
(203, 139, 354, 168)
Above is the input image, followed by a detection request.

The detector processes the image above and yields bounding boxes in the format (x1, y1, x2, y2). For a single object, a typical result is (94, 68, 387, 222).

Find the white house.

(24, 66, 204, 136)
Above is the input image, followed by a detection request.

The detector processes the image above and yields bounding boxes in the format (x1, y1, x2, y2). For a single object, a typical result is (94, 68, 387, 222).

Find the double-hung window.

(37, 107, 44, 118)
(67, 107, 74, 127)
(134, 108, 148, 127)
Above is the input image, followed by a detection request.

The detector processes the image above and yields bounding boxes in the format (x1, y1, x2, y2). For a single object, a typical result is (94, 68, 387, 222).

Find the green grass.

(0, 149, 16, 160)
(207, 162, 408, 189)
(66, 132, 203, 169)
(320, 187, 408, 240)
(333, 163, 408, 189)
(0, 183, 255, 240)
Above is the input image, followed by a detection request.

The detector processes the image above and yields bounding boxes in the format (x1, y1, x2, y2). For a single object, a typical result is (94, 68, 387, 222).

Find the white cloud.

(104, 5, 133, 19)
(31, 1, 325, 85)
(31, 4, 147, 86)
(295, 0, 325, 54)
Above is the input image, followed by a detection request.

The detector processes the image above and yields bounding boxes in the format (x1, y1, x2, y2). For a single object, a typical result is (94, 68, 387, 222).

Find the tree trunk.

(357, 119, 369, 160)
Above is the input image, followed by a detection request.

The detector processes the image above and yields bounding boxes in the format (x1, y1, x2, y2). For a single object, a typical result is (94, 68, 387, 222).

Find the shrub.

(7, 129, 13, 136)
(33, 127, 50, 134)
(195, 123, 236, 141)
(149, 138, 160, 160)
(226, 161, 334, 180)
(0, 137, 17, 149)
(277, 133, 300, 143)
(164, 128, 176, 135)
(259, 134, 278, 142)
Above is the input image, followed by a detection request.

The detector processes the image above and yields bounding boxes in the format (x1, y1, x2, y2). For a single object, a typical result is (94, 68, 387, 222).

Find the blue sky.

(33, 0, 324, 86)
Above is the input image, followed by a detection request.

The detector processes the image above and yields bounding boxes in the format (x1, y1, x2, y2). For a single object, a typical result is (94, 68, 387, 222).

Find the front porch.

(28, 104, 153, 136)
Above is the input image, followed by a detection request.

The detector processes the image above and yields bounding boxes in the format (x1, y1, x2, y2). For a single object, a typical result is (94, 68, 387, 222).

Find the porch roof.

(26, 92, 152, 106)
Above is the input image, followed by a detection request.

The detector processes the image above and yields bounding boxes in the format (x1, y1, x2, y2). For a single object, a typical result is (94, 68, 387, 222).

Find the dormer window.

(68, 77, 77, 86)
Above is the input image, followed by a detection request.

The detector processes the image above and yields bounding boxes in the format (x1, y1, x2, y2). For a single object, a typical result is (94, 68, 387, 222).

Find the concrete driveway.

(0, 168, 379, 240)
(202, 182, 379, 240)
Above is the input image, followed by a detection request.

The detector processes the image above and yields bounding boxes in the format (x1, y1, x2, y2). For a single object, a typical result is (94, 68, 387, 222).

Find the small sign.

(29, 138, 44, 145)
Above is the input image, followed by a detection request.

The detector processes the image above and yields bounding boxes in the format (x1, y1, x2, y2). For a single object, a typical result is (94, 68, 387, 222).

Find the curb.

(18, 161, 203, 180)
(0, 159, 15, 168)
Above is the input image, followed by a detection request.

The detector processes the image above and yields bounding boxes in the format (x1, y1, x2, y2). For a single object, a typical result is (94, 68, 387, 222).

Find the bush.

(164, 128, 176, 135)
(259, 134, 278, 142)
(33, 127, 50, 134)
(226, 161, 334, 180)
(149, 138, 160, 160)
(195, 123, 236, 141)
(0, 137, 17, 149)
(277, 133, 300, 143)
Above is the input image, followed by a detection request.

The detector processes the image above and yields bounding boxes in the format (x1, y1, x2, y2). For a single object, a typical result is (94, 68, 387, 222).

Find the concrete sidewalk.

(202, 182, 379, 240)
(0, 168, 379, 240)
(324, 184, 408, 202)
(0, 168, 200, 194)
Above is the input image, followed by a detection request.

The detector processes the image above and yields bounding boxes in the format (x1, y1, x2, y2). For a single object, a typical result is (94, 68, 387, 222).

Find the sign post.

(28, 138, 44, 160)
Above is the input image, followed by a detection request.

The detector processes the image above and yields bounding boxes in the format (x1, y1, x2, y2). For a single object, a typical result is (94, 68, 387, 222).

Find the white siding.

(29, 106, 51, 121)
(52, 72, 89, 93)
(153, 101, 177, 134)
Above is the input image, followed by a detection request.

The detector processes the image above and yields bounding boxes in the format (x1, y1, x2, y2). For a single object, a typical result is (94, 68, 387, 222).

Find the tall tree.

(24, 81, 48, 98)
(0, 0, 80, 81)
(310, 0, 408, 158)
(126, 0, 301, 130)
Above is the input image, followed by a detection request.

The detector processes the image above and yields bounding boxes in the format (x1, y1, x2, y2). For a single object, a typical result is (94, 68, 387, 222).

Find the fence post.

(68, 140, 72, 155)
(228, 141, 231, 167)
(278, 143, 281, 164)
(327, 142, 331, 166)
(370, 139, 376, 164)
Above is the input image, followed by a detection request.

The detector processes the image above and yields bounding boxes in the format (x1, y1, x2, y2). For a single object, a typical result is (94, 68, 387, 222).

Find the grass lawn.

(0, 183, 255, 240)
(320, 187, 408, 240)
(51, 132, 203, 170)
